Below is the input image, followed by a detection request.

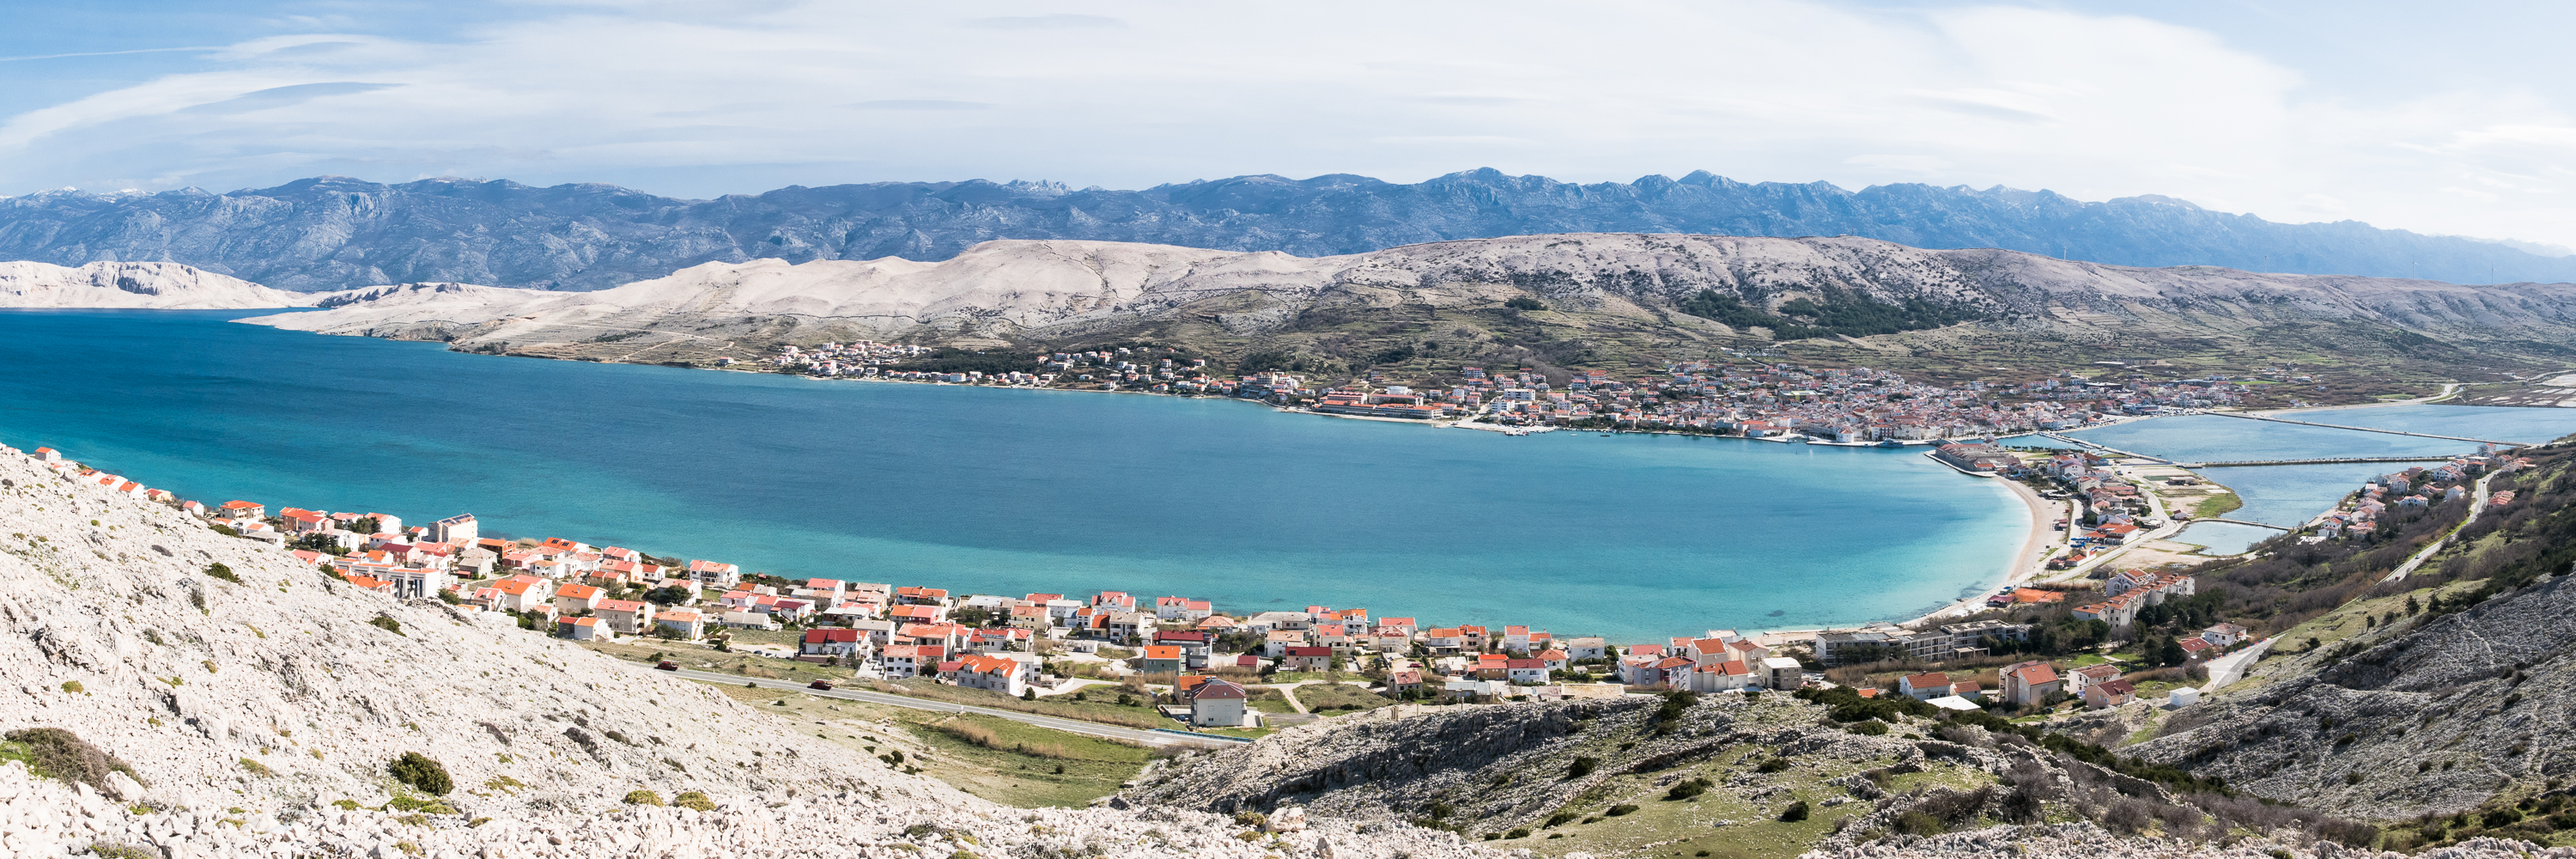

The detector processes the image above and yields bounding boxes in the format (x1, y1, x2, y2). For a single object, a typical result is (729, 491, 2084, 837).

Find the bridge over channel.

(2209, 411, 2534, 447)
(2179, 455, 2458, 468)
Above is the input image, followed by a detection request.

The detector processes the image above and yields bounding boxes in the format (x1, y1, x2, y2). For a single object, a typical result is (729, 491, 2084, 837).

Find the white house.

(1188, 678, 1255, 728)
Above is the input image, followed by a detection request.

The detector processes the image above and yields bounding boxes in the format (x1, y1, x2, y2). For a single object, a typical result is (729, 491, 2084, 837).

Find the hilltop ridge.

(7, 168, 2573, 291)
(0, 260, 313, 309)
(232, 233, 2576, 396)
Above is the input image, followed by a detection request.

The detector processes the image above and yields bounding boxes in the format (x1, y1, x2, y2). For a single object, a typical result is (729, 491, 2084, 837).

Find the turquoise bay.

(0, 309, 2027, 642)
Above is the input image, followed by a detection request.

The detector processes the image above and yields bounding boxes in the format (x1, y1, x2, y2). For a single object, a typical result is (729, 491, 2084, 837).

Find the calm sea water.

(2057, 406, 2576, 528)
(0, 309, 2032, 642)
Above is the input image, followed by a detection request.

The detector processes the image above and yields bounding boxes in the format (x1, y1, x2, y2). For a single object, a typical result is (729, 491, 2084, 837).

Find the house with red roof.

(2001, 661, 2063, 706)
(1187, 678, 1254, 728)
(595, 599, 655, 636)
(1899, 673, 1953, 700)
(653, 610, 706, 640)
(2085, 679, 2136, 710)
(874, 645, 943, 679)
(949, 654, 1035, 697)
(556, 616, 607, 641)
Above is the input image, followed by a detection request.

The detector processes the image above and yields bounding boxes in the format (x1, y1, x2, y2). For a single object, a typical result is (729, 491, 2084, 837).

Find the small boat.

(1874, 440, 1905, 448)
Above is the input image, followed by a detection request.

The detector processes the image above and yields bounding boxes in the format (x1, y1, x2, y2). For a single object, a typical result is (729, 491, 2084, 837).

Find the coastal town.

(12, 416, 2467, 742)
(762, 340, 2281, 441)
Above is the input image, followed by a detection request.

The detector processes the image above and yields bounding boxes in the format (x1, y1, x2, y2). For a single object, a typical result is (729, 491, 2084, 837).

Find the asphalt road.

(667, 667, 1242, 749)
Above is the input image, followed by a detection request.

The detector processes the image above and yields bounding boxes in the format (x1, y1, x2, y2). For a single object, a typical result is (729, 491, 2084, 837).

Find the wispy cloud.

(0, 46, 222, 63)
(961, 14, 1123, 30)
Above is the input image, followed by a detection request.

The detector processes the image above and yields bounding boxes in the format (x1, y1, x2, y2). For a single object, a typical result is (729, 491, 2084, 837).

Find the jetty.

(2182, 455, 2459, 468)
(2207, 411, 2532, 447)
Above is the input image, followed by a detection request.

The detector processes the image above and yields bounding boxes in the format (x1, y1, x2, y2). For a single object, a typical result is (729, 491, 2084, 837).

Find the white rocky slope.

(234, 234, 2576, 349)
(0, 260, 314, 308)
(0, 447, 1486, 859)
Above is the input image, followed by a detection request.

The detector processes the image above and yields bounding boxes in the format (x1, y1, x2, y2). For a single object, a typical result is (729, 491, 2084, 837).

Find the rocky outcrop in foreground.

(1799, 825, 2569, 859)
(0, 446, 1485, 858)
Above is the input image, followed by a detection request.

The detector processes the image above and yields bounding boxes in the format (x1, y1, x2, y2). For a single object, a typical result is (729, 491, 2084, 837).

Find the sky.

(3, 1, 2573, 252)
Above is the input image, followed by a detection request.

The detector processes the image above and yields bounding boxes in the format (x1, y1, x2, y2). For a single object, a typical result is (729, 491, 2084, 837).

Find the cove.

(0, 309, 2028, 642)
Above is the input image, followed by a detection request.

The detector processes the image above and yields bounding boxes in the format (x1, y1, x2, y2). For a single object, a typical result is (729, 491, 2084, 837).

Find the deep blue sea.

(0, 309, 2035, 643)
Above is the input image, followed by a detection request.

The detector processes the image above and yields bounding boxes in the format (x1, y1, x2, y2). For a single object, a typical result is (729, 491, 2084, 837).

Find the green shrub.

(1566, 756, 1599, 779)
(87, 841, 161, 859)
(1607, 803, 1639, 817)
(1779, 801, 1812, 822)
(1666, 778, 1711, 801)
(369, 615, 404, 637)
(1893, 810, 1942, 835)
(59, 681, 82, 694)
(2, 728, 143, 796)
(386, 795, 456, 814)
(1543, 811, 1577, 828)
(1505, 827, 1530, 838)
(623, 789, 663, 807)
(1504, 296, 1547, 311)
(672, 790, 717, 812)
(1847, 720, 1890, 736)
(204, 563, 240, 584)
(387, 752, 453, 795)
(1755, 758, 1790, 773)
(238, 758, 273, 777)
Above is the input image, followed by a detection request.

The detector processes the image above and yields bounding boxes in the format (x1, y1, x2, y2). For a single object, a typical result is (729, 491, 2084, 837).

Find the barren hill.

(0, 260, 313, 309)
(235, 234, 2576, 393)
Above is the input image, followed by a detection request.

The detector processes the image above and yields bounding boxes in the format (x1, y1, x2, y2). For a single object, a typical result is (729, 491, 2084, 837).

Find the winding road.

(2386, 472, 2500, 582)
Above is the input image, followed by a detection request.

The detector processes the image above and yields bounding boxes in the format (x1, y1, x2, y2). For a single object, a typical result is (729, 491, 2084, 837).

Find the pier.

(2208, 411, 2532, 447)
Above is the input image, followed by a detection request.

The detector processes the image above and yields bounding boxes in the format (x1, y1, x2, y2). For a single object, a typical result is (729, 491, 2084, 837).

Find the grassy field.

(1289, 683, 1396, 714)
(690, 681, 1153, 807)
(896, 712, 1156, 807)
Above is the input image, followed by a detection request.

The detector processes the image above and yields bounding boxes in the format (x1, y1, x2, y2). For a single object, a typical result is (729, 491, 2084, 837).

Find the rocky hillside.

(6, 170, 2572, 292)
(231, 234, 2576, 387)
(2130, 440, 2576, 827)
(0, 260, 312, 309)
(0, 445, 1485, 859)
(1122, 689, 2388, 857)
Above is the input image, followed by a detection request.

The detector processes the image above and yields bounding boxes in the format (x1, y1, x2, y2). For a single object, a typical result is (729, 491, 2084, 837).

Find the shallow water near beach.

(0, 309, 2032, 642)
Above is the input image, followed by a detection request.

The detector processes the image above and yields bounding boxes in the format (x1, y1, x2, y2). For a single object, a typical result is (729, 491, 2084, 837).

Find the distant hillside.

(0, 260, 313, 308)
(7, 169, 2573, 291)
(234, 234, 2576, 399)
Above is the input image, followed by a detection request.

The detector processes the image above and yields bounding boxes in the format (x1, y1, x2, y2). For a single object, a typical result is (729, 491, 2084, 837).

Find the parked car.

(808, 679, 835, 691)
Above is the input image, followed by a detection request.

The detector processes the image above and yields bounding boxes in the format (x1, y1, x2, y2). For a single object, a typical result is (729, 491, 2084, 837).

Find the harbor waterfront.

(0, 309, 2029, 642)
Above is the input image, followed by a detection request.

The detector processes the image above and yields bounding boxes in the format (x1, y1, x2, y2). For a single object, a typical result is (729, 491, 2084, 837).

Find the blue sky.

(4, 2, 2572, 250)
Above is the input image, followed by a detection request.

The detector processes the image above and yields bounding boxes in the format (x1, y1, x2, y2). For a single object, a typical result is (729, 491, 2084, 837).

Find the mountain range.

(8, 169, 2574, 293)
(233, 234, 2576, 399)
